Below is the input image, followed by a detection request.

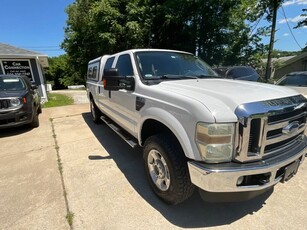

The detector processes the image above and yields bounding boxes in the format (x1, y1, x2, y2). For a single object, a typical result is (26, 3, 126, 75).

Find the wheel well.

(141, 119, 177, 146)
(89, 93, 93, 100)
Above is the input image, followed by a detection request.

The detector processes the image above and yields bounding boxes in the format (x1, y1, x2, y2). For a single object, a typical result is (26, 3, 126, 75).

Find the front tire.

(30, 110, 39, 128)
(90, 99, 101, 123)
(143, 133, 195, 205)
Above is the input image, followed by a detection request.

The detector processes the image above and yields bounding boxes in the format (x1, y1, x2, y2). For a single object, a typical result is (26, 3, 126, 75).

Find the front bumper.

(0, 109, 33, 129)
(188, 136, 307, 192)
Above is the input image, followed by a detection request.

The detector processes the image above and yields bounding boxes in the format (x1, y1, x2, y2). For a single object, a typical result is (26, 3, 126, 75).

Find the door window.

(116, 54, 134, 76)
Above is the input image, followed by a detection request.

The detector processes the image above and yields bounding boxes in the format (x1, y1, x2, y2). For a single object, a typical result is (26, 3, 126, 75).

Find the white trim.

(35, 56, 48, 101)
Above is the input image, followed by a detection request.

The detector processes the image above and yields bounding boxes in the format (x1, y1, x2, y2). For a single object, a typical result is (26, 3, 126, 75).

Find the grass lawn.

(43, 93, 74, 108)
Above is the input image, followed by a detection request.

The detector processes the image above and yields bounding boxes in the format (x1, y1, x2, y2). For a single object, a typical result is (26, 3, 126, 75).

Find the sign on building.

(1, 60, 33, 81)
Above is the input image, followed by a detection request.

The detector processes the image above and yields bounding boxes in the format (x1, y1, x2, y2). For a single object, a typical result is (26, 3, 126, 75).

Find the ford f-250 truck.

(86, 49, 307, 204)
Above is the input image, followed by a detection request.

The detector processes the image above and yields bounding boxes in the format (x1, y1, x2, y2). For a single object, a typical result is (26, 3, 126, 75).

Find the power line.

(249, 12, 265, 37)
(21, 45, 60, 48)
(281, 6, 303, 49)
(30, 49, 63, 51)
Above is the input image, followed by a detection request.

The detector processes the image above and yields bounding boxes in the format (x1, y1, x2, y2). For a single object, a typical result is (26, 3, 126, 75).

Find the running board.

(100, 115, 138, 148)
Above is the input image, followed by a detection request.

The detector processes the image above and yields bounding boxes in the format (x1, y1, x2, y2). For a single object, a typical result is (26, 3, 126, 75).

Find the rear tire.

(143, 133, 195, 205)
(90, 99, 101, 123)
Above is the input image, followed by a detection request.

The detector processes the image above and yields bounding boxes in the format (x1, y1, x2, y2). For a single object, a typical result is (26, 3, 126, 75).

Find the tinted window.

(0, 77, 26, 91)
(115, 54, 134, 76)
(92, 66, 98, 79)
(104, 57, 115, 70)
(87, 67, 93, 78)
(278, 74, 307, 86)
(227, 67, 255, 79)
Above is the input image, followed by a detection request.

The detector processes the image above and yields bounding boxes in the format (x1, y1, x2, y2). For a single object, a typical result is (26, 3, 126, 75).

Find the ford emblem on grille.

(282, 121, 300, 135)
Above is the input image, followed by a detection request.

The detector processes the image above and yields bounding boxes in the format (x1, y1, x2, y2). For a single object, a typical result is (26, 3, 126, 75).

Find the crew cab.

(87, 49, 307, 204)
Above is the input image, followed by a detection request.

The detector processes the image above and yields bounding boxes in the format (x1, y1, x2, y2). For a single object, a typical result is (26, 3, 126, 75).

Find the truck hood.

(283, 86, 307, 98)
(156, 79, 299, 122)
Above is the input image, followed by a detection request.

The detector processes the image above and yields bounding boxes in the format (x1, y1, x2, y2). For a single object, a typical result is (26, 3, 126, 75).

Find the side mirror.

(103, 68, 135, 91)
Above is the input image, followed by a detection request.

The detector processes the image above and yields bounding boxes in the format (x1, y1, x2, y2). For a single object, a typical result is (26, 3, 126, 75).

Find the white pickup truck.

(86, 49, 307, 204)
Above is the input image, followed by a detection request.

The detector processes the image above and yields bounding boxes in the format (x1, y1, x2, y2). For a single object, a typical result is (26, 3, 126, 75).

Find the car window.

(104, 57, 115, 70)
(115, 54, 134, 76)
(87, 67, 93, 78)
(245, 67, 256, 74)
(277, 75, 307, 86)
(135, 51, 217, 79)
(92, 66, 98, 79)
(0, 77, 26, 91)
(227, 67, 256, 79)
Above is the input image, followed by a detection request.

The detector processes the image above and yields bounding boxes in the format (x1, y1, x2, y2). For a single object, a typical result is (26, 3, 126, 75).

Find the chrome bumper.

(188, 139, 307, 192)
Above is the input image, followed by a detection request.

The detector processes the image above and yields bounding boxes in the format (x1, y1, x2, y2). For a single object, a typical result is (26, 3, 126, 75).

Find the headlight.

(10, 98, 21, 107)
(196, 123, 235, 163)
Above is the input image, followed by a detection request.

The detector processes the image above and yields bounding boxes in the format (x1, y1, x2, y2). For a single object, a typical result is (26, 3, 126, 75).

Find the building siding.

(275, 55, 307, 79)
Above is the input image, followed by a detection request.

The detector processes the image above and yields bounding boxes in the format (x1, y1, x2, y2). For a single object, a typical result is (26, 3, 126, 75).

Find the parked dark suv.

(276, 71, 307, 97)
(0, 75, 41, 129)
(213, 66, 260, 81)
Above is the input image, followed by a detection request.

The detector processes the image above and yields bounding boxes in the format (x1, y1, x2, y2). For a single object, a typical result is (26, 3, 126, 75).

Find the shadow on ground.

(82, 112, 272, 228)
(0, 125, 34, 138)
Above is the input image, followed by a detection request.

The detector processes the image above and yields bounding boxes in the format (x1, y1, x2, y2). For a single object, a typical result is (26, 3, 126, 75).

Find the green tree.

(62, 0, 150, 83)
(46, 54, 82, 89)
(295, 9, 307, 28)
(45, 55, 68, 89)
(62, 0, 273, 80)
(146, 0, 268, 67)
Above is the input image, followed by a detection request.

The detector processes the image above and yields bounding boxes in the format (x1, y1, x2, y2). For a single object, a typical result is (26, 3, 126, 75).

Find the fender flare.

(138, 107, 199, 160)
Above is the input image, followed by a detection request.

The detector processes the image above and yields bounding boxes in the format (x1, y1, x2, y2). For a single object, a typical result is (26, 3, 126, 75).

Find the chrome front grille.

(235, 95, 307, 162)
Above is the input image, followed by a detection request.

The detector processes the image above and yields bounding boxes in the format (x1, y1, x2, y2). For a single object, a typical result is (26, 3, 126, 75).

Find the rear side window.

(87, 67, 93, 79)
(115, 54, 134, 76)
(227, 67, 255, 79)
(87, 64, 99, 80)
(228, 67, 245, 78)
(92, 66, 98, 79)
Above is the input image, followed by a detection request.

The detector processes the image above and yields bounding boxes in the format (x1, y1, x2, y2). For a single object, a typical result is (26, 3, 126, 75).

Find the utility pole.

(265, 0, 279, 82)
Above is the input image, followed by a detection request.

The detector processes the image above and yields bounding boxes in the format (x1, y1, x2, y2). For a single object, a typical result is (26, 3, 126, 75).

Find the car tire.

(30, 110, 40, 128)
(143, 133, 195, 205)
(90, 99, 101, 123)
(37, 104, 42, 114)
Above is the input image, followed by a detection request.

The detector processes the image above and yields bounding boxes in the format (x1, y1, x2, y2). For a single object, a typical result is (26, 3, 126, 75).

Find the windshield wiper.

(160, 74, 198, 79)
(197, 74, 220, 79)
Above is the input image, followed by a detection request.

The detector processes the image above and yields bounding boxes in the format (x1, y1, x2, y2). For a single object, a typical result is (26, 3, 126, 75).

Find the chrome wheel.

(147, 149, 170, 191)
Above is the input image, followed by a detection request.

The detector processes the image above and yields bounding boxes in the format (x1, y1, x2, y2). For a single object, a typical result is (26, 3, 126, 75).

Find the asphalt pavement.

(0, 103, 307, 229)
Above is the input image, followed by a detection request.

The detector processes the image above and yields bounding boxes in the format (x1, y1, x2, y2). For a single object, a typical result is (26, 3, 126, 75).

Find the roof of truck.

(121, 48, 193, 55)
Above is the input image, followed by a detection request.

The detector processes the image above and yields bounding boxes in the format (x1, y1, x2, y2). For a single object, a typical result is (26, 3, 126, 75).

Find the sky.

(0, 0, 306, 57)
(261, 0, 307, 52)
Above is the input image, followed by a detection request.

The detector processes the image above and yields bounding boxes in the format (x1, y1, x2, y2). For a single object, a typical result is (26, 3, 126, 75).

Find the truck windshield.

(0, 76, 26, 91)
(135, 51, 219, 80)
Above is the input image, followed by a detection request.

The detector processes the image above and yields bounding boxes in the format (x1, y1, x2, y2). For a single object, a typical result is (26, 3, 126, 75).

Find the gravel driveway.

(51, 90, 89, 104)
